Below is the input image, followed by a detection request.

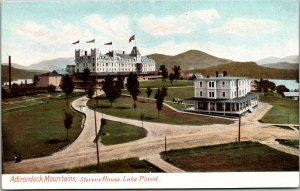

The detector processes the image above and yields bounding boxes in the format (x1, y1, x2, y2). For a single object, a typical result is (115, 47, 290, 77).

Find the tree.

(47, 84, 56, 93)
(64, 111, 74, 140)
(254, 79, 276, 93)
(102, 75, 122, 107)
(161, 86, 168, 98)
(276, 85, 289, 96)
(126, 72, 140, 108)
(169, 73, 175, 84)
(60, 74, 74, 104)
(82, 67, 91, 91)
(146, 86, 153, 102)
(11, 83, 20, 97)
(189, 74, 197, 80)
(172, 65, 181, 80)
(33, 75, 39, 86)
(159, 65, 168, 82)
(155, 88, 164, 119)
(86, 84, 95, 98)
(116, 75, 125, 89)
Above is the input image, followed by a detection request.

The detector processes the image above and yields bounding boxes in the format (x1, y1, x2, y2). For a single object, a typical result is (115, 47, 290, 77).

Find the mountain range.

(1, 50, 298, 81)
(256, 55, 298, 65)
(26, 57, 74, 71)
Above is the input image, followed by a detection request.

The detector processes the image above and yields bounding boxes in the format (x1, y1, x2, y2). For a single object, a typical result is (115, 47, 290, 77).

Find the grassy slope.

(52, 157, 163, 173)
(100, 120, 147, 145)
(1, 65, 43, 82)
(276, 139, 299, 148)
(2, 95, 83, 162)
(161, 141, 299, 172)
(87, 96, 232, 125)
(259, 94, 299, 124)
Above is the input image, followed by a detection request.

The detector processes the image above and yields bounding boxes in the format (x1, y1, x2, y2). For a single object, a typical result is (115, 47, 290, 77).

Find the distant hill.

(192, 61, 298, 80)
(1, 65, 43, 82)
(148, 50, 232, 70)
(256, 55, 298, 65)
(262, 62, 298, 70)
(2, 63, 29, 70)
(27, 57, 74, 71)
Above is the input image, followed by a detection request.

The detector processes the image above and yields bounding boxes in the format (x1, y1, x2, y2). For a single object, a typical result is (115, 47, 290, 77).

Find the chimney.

(216, 71, 219, 77)
(223, 71, 227, 77)
(8, 56, 11, 90)
(85, 51, 87, 55)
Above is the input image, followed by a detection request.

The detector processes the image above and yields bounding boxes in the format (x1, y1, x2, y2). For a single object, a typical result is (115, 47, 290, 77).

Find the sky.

(1, 0, 299, 66)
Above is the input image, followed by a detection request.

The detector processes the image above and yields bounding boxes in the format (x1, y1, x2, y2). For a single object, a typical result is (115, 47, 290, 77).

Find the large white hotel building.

(75, 46, 156, 75)
(185, 71, 259, 116)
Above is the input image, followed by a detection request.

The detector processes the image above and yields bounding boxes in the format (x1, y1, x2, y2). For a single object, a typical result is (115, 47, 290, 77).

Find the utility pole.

(94, 106, 100, 168)
(238, 115, 241, 143)
(8, 56, 11, 90)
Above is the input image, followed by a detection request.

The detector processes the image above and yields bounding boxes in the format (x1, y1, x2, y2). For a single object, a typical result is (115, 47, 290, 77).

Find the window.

(209, 82, 215, 88)
(200, 91, 202, 96)
(106, 63, 108, 66)
(209, 92, 215, 97)
(222, 81, 225, 87)
(93, 63, 95, 66)
(222, 92, 225, 97)
(200, 82, 203, 87)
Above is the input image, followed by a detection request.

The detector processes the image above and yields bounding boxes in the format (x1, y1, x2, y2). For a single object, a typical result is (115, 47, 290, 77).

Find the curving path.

(3, 94, 299, 173)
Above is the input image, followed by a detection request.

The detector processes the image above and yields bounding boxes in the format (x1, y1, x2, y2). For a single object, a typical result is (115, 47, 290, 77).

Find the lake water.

(268, 79, 299, 90)
(3, 79, 33, 85)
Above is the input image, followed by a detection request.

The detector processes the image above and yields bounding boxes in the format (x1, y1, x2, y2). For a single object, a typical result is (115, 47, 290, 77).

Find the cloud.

(210, 18, 280, 34)
(139, 9, 219, 35)
(85, 14, 132, 40)
(15, 21, 97, 44)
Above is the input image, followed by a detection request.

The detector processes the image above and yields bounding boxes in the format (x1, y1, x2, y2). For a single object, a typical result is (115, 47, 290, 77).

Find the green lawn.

(88, 96, 233, 125)
(51, 157, 163, 173)
(273, 125, 295, 131)
(2, 94, 84, 162)
(139, 79, 193, 88)
(259, 94, 299, 124)
(100, 120, 147, 145)
(161, 141, 299, 172)
(276, 139, 299, 148)
(124, 86, 194, 102)
(2, 92, 82, 112)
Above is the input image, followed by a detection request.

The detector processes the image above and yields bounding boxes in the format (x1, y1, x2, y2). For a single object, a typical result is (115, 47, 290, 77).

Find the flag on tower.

(86, 39, 95, 43)
(104, 42, 112, 45)
(72, 40, 79, 44)
(129, 35, 135, 43)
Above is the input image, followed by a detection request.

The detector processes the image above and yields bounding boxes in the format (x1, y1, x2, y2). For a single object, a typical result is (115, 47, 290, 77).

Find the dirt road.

(3, 96, 298, 173)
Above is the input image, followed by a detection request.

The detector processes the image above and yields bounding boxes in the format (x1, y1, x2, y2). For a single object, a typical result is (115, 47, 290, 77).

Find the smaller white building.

(185, 71, 259, 116)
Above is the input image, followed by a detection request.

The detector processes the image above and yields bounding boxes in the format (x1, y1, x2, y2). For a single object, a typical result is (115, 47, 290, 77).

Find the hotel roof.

(194, 76, 249, 81)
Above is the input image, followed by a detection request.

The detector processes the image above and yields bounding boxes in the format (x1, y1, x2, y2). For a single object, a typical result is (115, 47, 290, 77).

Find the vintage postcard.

(1, 0, 299, 189)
